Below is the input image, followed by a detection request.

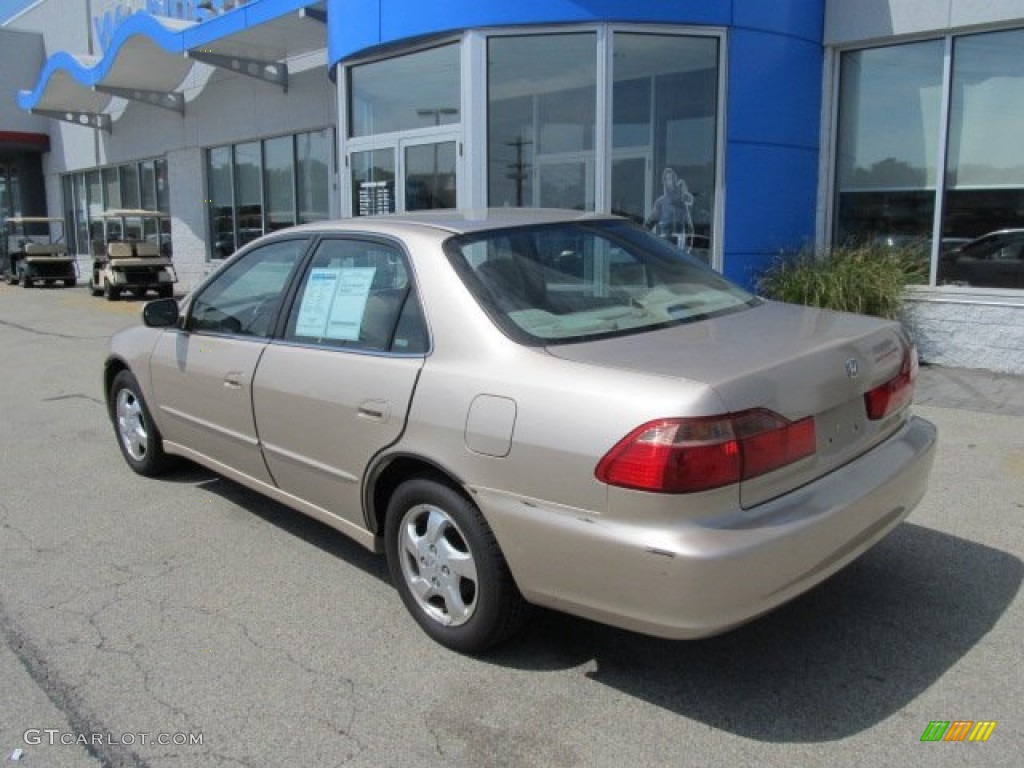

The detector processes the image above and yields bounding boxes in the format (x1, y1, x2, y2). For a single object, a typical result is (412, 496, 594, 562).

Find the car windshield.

(445, 220, 757, 344)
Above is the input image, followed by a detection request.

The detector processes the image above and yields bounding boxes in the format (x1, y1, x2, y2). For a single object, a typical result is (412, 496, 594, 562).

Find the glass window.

(488, 34, 597, 210)
(297, 129, 331, 223)
(446, 220, 755, 345)
(208, 146, 234, 258)
(351, 148, 395, 216)
(834, 41, 944, 250)
(264, 135, 296, 232)
(103, 167, 121, 210)
(190, 238, 310, 337)
(940, 29, 1024, 289)
(285, 238, 425, 353)
(234, 142, 263, 249)
(612, 33, 719, 265)
(405, 141, 457, 210)
(141, 161, 157, 211)
(120, 164, 140, 210)
(349, 44, 460, 137)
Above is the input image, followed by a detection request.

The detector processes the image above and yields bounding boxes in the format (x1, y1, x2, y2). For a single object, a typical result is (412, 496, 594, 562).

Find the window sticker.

(295, 266, 377, 341)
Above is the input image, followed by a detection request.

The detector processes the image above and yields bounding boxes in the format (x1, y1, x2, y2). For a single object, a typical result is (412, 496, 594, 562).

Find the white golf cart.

(89, 209, 176, 300)
(2, 216, 77, 288)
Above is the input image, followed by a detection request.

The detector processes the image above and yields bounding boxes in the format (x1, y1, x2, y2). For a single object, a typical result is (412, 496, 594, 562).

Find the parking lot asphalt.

(0, 283, 1021, 768)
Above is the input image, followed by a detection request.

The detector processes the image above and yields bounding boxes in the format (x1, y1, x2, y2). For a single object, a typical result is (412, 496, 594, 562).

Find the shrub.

(756, 243, 926, 320)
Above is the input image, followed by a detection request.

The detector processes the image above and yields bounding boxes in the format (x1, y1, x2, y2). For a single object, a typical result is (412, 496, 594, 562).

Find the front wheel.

(109, 370, 173, 477)
(385, 478, 529, 653)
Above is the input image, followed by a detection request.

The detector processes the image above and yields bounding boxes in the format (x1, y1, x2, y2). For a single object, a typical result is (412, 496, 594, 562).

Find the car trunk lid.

(547, 301, 914, 507)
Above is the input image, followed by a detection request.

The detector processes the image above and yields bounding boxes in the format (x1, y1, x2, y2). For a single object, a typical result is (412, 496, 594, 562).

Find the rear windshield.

(445, 220, 758, 345)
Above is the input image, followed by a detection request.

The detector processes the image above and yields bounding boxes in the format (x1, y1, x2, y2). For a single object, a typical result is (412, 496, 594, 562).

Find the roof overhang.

(17, 0, 327, 130)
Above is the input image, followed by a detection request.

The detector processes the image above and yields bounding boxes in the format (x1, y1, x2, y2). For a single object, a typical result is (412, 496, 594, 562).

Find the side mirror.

(142, 298, 180, 328)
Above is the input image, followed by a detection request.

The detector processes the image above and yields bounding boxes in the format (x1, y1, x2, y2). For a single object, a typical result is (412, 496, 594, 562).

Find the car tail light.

(865, 346, 918, 420)
(595, 409, 816, 494)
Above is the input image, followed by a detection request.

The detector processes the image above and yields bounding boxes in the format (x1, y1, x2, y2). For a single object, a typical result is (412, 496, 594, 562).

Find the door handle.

(358, 400, 390, 422)
(223, 371, 244, 389)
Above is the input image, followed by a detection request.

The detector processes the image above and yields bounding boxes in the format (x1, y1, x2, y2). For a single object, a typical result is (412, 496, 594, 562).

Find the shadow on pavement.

(487, 523, 1021, 741)
(157, 466, 1021, 742)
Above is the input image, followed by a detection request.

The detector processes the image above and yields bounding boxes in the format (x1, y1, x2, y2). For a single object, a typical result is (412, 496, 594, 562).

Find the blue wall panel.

(732, 0, 824, 42)
(330, 0, 734, 64)
(722, 142, 819, 288)
(727, 28, 823, 149)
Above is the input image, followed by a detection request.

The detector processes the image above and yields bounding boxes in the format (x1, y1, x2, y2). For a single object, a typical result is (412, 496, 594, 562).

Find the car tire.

(109, 370, 173, 477)
(21, 272, 32, 288)
(64, 278, 76, 288)
(385, 477, 530, 653)
(104, 283, 120, 301)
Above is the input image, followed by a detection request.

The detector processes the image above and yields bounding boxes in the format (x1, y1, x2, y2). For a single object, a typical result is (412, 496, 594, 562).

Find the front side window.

(189, 238, 310, 337)
(447, 220, 755, 345)
(285, 238, 427, 353)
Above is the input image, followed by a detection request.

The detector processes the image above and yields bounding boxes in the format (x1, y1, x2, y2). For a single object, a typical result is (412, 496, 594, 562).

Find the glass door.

(349, 134, 460, 215)
(401, 137, 459, 211)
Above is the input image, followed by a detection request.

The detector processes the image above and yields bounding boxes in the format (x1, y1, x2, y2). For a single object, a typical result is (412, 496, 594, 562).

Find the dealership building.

(1, 0, 1023, 372)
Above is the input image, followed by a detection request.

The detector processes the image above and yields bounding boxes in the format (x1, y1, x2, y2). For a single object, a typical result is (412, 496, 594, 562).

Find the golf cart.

(89, 209, 176, 300)
(2, 216, 77, 288)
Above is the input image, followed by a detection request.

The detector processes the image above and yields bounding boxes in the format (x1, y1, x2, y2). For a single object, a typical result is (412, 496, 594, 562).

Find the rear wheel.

(110, 370, 173, 476)
(385, 477, 529, 653)
(104, 282, 120, 301)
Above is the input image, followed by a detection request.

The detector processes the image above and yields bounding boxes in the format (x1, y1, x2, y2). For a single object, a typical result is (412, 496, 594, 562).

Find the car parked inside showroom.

(103, 209, 936, 652)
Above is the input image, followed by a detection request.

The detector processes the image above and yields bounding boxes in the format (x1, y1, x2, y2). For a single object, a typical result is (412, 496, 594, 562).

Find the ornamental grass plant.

(756, 242, 927, 321)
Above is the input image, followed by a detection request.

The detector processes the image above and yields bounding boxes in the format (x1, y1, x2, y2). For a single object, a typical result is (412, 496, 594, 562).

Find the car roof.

(281, 208, 622, 237)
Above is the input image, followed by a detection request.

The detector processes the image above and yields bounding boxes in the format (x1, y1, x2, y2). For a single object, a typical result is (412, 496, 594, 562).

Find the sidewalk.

(915, 363, 1024, 418)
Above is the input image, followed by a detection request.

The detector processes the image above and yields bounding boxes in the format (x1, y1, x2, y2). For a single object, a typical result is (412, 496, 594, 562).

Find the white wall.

(826, 0, 1024, 45)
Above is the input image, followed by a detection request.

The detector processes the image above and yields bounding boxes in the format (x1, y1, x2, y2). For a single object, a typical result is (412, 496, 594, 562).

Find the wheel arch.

(364, 453, 470, 540)
(103, 356, 131, 417)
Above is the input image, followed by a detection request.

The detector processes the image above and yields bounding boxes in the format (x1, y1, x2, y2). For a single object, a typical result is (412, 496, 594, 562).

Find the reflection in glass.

(405, 141, 457, 210)
(208, 146, 234, 258)
(612, 33, 719, 263)
(297, 129, 330, 224)
(234, 142, 263, 249)
(141, 161, 157, 212)
(264, 135, 296, 231)
(834, 41, 943, 247)
(120, 165, 140, 210)
(940, 29, 1024, 288)
(351, 149, 396, 216)
(488, 34, 597, 209)
(350, 44, 460, 137)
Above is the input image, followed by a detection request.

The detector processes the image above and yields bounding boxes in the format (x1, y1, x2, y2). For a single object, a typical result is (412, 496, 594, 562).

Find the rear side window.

(283, 238, 427, 354)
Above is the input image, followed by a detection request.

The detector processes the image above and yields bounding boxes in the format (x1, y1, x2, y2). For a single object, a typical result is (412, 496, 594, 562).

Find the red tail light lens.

(865, 346, 917, 420)
(595, 409, 816, 494)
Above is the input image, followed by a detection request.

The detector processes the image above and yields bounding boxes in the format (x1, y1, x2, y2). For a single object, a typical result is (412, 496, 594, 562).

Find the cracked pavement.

(1, 282, 1021, 767)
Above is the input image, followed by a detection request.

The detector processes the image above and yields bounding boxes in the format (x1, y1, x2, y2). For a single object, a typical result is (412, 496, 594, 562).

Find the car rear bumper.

(476, 415, 937, 639)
